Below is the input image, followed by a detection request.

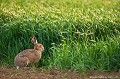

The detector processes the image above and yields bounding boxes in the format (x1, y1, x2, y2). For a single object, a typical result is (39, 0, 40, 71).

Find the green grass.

(0, 0, 120, 71)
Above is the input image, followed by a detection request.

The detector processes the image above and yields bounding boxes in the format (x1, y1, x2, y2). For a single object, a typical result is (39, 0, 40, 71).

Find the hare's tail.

(16, 66, 19, 69)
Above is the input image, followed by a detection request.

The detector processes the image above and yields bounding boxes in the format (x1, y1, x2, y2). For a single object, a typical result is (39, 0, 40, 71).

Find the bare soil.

(0, 67, 119, 79)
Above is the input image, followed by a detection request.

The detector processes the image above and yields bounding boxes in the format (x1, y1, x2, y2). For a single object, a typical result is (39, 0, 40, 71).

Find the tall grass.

(49, 37, 120, 71)
(0, 0, 120, 71)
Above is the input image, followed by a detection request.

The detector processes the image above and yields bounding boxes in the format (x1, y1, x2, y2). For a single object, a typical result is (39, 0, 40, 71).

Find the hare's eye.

(39, 45, 42, 47)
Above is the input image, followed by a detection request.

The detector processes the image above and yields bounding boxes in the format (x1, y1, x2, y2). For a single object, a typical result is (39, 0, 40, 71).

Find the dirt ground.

(0, 67, 119, 79)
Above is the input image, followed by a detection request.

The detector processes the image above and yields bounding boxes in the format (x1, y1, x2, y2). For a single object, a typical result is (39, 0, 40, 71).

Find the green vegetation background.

(0, 0, 120, 71)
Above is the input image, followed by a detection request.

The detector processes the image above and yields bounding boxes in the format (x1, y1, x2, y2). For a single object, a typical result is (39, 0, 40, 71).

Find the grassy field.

(0, 0, 120, 71)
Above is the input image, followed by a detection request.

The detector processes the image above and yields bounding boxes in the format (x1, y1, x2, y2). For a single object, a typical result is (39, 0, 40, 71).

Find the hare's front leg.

(31, 62, 35, 68)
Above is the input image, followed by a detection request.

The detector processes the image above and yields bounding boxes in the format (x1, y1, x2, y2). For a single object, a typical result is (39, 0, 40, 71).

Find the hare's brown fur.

(14, 37, 44, 69)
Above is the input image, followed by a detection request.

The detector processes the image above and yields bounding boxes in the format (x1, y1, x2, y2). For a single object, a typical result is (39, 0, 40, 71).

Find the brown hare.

(14, 37, 44, 69)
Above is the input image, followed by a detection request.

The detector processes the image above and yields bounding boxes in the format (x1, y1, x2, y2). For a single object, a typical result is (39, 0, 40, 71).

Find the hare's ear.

(31, 37, 38, 44)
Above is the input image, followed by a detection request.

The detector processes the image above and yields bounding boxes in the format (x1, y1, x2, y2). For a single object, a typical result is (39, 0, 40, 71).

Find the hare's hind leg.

(16, 57, 30, 69)
(21, 57, 31, 70)
(22, 57, 30, 67)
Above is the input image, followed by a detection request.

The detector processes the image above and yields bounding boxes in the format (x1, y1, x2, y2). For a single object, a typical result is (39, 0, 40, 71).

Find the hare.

(14, 37, 44, 69)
